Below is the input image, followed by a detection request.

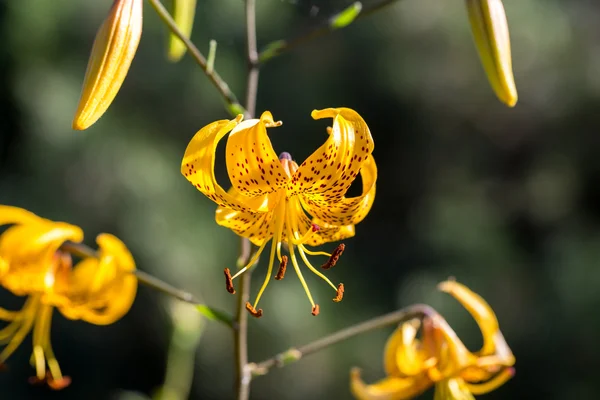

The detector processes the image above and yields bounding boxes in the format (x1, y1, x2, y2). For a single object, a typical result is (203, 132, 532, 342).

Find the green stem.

(250, 304, 436, 377)
(59, 241, 235, 328)
(258, 0, 406, 63)
(146, 0, 245, 115)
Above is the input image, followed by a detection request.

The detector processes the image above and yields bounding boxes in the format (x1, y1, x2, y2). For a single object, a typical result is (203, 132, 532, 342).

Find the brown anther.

(47, 376, 72, 390)
(275, 256, 288, 280)
(0, 363, 8, 372)
(245, 302, 263, 318)
(311, 224, 321, 232)
(321, 243, 345, 270)
(224, 268, 236, 294)
(311, 304, 320, 316)
(333, 283, 344, 302)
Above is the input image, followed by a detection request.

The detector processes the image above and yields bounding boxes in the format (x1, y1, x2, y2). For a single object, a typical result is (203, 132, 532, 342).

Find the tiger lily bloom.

(0, 206, 137, 388)
(466, 0, 518, 107)
(351, 280, 515, 400)
(168, 0, 197, 62)
(181, 108, 376, 316)
(72, 0, 143, 130)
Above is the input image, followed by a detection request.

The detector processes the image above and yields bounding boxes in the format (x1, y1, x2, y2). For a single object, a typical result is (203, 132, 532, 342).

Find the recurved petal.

(290, 108, 374, 199)
(438, 280, 507, 358)
(351, 368, 431, 400)
(383, 320, 426, 377)
(168, 0, 197, 62)
(72, 0, 143, 130)
(300, 153, 376, 227)
(466, 0, 517, 107)
(225, 111, 289, 199)
(59, 234, 137, 325)
(285, 197, 355, 246)
(182, 116, 277, 213)
(0, 205, 43, 226)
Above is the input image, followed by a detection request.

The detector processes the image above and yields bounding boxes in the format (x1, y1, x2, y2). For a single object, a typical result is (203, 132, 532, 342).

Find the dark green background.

(0, 0, 597, 399)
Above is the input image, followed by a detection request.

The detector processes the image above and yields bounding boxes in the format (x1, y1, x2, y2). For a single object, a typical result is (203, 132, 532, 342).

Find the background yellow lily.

(0, 205, 137, 388)
(351, 281, 515, 400)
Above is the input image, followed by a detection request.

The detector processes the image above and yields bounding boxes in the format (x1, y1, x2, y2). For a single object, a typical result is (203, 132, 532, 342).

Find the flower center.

(224, 153, 346, 317)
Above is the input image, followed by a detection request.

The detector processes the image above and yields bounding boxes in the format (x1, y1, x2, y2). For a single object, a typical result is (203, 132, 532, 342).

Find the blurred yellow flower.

(181, 108, 376, 316)
(168, 0, 197, 62)
(351, 280, 515, 400)
(466, 0, 518, 107)
(72, 0, 143, 130)
(0, 206, 137, 388)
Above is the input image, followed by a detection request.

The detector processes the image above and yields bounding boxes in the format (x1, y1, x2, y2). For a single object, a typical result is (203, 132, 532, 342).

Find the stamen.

(231, 240, 268, 280)
(275, 255, 288, 280)
(224, 268, 236, 294)
(287, 218, 316, 308)
(297, 246, 338, 291)
(333, 283, 344, 302)
(253, 198, 287, 310)
(321, 244, 345, 270)
(245, 302, 263, 318)
(311, 304, 320, 316)
(299, 244, 331, 257)
(47, 376, 71, 390)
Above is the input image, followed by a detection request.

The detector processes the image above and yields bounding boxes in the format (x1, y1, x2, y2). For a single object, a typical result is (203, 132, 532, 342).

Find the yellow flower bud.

(168, 0, 197, 62)
(466, 0, 518, 107)
(72, 0, 143, 130)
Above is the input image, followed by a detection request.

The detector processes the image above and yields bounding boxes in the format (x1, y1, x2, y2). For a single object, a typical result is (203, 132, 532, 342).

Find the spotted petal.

(215, 189, 283, 246)
(225, 111, 289, 199)
(301, 153, 376, 227)
(286, 197, 355, 246)
(182, 116, 276, 213)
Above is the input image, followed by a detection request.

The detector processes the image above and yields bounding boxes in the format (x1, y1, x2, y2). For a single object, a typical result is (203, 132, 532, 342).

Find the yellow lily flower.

(466, 0, 517, 107)
(72, 0, 143, 130)
(0, 206, 137, 388)
(168, 0, 197, 62)
(181, 108, 376, 316)
(351, 280, 515, 400)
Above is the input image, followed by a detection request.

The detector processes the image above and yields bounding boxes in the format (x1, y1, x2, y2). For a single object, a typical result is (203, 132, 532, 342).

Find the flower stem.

(249, 304, 436, 377)
(258, 0, 406, 63)
(233, 1, 260, 399)
(146, 0, 245, 115)
(59, 241, 235, 328)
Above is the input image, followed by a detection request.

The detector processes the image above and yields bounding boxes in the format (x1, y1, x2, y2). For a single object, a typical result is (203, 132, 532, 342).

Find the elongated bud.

(168, 0, 197, 62)
(72, 0, 143, 130)
(466, 0, 517, 107)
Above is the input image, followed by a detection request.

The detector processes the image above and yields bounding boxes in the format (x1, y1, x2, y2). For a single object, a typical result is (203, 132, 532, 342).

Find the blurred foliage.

(0, 0, 599, 399)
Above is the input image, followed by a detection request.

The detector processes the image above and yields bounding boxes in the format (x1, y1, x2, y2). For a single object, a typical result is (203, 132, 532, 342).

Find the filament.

(231, 240, 268, 280)
(253, 197, 287, 310)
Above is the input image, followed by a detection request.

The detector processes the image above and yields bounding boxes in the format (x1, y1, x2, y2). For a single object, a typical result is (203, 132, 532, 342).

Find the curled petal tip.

(72, 0, 143, 130)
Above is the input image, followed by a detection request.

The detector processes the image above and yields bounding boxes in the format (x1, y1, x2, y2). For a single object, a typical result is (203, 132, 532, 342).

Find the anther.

(321, 243, 345, 270)
(311, 224, 321, 232)
(311, 304, 320, 316)
(245, 302, 263, 318)
(47, 376, 72, 390)
(275, 255, 288, 280)
(224, 268, 236, 294)
(333, 283, 344, 302)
